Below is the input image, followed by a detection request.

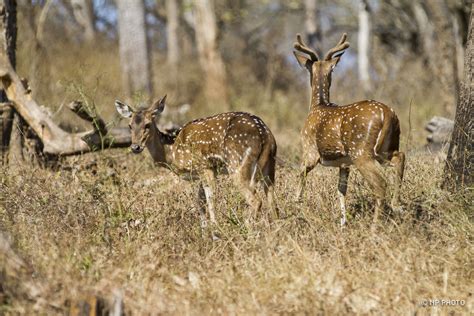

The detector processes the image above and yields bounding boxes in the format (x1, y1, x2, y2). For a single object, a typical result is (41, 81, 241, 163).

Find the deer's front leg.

(296, 151, 320, 202)
(338, 167, 350, 226)
(390, 151, 405, 211)
(197, 183, 208, 230)
(201, 169, 217, 225)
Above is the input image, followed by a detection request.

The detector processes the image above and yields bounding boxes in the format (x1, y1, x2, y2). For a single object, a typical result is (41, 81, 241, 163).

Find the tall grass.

(1, 149, 472, 314)
(3, 18, 469, 314)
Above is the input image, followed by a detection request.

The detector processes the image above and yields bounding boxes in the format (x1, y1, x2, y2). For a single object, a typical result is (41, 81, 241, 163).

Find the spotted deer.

(115, 96, 279, 233)
(293, 33, 405, 226)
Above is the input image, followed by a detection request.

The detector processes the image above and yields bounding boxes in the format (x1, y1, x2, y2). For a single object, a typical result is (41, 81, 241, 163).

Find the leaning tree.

(0, 0, 131, 166)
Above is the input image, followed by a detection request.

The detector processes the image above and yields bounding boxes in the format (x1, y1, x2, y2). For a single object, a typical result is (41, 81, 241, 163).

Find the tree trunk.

(452, 11, 465, 83)
(117, 0, 153, 100)
(358, 0, 371, 94)
(166, 0, 179, 91)
(24, 1, 51, 100)
(193, 0, 230, 110)
(412, 2, 435, 69)
(444, 4, 474, 191)
(71, 0, 95, 42)
(443, 4, 473, 190)
(166, 0, 179, 68)
(426, 0, 459, 113)
(304, 0, 322, 55)
(0, 102, 12, 162)
(0, 0, 18, 165)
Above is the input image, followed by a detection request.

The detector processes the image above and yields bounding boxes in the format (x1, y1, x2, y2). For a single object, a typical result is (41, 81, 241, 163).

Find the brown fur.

(293, 33, 405, 226)
(115, 97, 279, 233)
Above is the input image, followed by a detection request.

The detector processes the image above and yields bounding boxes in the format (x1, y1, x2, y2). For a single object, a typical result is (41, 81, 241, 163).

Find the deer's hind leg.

(390, 151, 405, 209)
(234, 158, 262, 220)
(196, 169, 219, 240)
(201, 169, 217, 225)
(353, 157, 387, 225)
(261, 155, 280, 220)
(296, 150, 320, 202)
(196, 169, 217, 229)
(338, 167, 350, 226)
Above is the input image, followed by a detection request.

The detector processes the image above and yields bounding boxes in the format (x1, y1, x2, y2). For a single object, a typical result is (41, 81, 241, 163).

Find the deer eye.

(144, 123, 151, 129)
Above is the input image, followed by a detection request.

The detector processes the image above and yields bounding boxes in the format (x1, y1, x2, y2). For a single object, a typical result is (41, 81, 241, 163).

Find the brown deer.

(115, 96, 279, 234)
(293, 33, 405, 226)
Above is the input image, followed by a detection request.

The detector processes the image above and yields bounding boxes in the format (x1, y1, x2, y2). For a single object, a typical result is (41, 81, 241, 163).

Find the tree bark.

(443, 3, 473, 190)
(304, 0, 322, 55)
(116, 0, 153, 99)
(193, 0, 230, 110)
(0, 101, 12, 162)
(358, 0, 371, 94)
(0, 0, 18, 165)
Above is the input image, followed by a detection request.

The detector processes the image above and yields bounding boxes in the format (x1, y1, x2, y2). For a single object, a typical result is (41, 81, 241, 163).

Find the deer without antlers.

(115, 96, 279, 235)
(293, 33, 405, 226)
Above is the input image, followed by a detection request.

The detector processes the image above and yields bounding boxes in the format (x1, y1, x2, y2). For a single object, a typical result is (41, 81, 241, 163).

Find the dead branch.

(0, 55, 130, 156)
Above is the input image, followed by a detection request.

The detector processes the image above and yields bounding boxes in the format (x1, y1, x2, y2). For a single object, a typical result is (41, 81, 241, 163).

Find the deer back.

(172, 112, 276, 173)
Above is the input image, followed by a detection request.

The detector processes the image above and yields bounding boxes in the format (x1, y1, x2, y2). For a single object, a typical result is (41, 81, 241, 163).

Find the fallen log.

(0, 55, 130, 156)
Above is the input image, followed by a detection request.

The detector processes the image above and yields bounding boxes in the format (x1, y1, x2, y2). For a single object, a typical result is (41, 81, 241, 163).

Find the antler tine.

(324, 33, 350, 60)
(293, 33, 320, 61)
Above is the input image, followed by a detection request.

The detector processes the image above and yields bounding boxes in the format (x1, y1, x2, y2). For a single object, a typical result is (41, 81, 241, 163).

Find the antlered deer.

(293, 33, 405, 226)
(115, 96, 278, 234)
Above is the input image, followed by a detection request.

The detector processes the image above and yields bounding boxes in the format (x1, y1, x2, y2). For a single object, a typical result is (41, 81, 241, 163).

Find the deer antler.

(324, 33, 350, 60)
(293, 33, 320, 61)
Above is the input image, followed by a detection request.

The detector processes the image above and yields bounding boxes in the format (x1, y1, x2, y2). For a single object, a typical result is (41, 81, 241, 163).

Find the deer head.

(115, 95, 166, 153)
(293, 33, 350, 105)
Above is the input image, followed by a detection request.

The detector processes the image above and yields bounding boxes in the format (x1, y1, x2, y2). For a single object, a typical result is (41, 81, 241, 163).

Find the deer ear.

(115, 100, 134, 118)
(331, 51, 345, 65)
(293, 51, 313, 70)
(329, 54, 344, 70)
(151, 95, 166, 116)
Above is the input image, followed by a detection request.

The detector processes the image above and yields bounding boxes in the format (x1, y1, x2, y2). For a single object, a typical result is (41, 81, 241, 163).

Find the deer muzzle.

(130, 144, 144, 154)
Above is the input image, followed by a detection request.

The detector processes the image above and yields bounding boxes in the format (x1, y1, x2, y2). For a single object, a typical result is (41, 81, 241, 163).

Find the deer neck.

(146, 123, 175, 168)
(310, 68, 331, 107)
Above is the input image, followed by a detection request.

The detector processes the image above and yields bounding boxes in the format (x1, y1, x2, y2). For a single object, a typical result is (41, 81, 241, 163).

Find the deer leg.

(201, 169, 217, 225)
(354, 158, 387, 224)
(338, 167, 350, 226)
(196, 183, 208, 230)
(236, 162, 262, 220)
(296, 157, 320, 202)
(390, 151, 405, 210)
(261, 156, 280, 220)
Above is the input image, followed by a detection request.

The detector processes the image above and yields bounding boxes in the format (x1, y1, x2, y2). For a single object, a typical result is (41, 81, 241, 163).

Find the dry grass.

(1, 149, 472, 314)
(3, 18, 470, 314)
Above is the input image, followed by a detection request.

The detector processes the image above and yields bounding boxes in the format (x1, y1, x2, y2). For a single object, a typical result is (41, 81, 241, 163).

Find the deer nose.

(131, 144, 141, 153)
